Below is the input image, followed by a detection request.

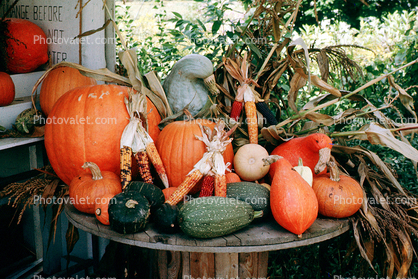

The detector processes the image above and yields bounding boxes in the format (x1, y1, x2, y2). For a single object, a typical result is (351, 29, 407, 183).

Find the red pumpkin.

(312, 159, 363, 218)
(4, 18, 48, 73)
(45, 84, 161, 185)
(95, 194, 115, 225)
(70, 162, 122, 214)
(155, 119, 234, 194)
(270, 156, 318, 236)
(40, 66, 97, 116)
(270, 133, 333, 177)
(0, 72, 15, 106)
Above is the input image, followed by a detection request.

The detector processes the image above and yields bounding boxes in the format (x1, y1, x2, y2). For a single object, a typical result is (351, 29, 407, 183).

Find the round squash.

(124, 181, 165, 212)
(40, 66, 97, 116)
(45, 84, 161, 185)
(0, 72, 15, 106)
(95, 194, 115, 225)
(4, 18, 48, 73)
(108, 192, 151, 234)
(154, 203, 180, 234)
(69, 162, 122, 214)
(233, 144, 270, 181)
(312, 159, 363, 218)
(155, 119, 234, 194)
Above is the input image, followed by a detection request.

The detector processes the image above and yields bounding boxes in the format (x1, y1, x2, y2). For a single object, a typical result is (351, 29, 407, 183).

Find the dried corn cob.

(230, 100, 243, 121)
(214, 174, 227, 197)
(138, 125, 170, 188)
(166, 169, 204, 205)
(256, 101, 278, 125)
(245, 100, 258, 144)
(213, 151, 227, 197)
(135, 151, 153, 184)
(199, 175, 215, 197)
(120, 146, 132, 190)
(165, 152, 212, 205)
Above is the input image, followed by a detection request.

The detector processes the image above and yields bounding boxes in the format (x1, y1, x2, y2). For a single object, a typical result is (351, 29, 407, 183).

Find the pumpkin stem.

(254, 210, 264, 219)
(262, 155, 282, 167)
(125, 199, 139, 208)
(82, 162, 103, 180)
(298, 157, 304, 167)
(314, 148, 332, 174)
(327, 157, 340, 182)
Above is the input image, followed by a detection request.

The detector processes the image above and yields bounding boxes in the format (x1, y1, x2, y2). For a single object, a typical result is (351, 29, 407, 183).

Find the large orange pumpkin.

(5, 18, 48, 73)
(0, 72, 15, 106)
(155, 119, 234, 194)
(40, 66, 97, 116)
(45, 84, 161, 185)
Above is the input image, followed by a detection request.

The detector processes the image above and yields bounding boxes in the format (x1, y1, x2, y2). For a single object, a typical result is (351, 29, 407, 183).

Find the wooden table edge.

(64, 204, 351, 253)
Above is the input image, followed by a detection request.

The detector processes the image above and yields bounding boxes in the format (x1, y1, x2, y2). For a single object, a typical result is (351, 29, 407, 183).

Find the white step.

(0, 96, 34, 130)
(10, 71, 45, 98)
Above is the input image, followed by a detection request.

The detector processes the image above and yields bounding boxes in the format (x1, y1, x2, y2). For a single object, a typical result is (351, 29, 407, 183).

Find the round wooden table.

(65, 204, 350, 279)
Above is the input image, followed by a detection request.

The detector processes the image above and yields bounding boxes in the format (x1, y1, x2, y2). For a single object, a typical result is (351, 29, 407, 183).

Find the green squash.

(108, 192, 151, 234)
(163, 54, 215, 116)
(226, 182, 270, 216)
(125, 181, 164, 212)
(154, 203, 180, 234)
(14, 108, 42, 134)
(178, 196, 262, 239)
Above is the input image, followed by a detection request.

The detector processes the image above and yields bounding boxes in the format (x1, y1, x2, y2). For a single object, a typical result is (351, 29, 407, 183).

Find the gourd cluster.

(37, 54, 363, 239)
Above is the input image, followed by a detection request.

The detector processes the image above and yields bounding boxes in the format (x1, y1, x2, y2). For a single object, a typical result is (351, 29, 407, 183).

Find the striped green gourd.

(178, 196, 262, 238)
(226, 182, 270, 216)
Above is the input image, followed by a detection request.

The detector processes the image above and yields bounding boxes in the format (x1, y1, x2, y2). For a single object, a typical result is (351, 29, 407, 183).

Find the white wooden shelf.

(0, 137, 44, 151)
(10, 70, 45, 98)
(0, 96, 34, 130)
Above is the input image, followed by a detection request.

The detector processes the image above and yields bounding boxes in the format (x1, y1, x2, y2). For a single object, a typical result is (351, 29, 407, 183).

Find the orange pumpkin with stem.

(312, 157, 363, 218)
(70, 162, 122, 214)
(270, 156, 318, 237)
(45, 84, 161, 185)
(40, 66, 97, 116)
(155, 118, 234, 194)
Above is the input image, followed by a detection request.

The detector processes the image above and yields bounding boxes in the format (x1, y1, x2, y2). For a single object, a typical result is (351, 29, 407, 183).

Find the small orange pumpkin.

(312, 158, 363, 218)
(225, 172, 241, 184)
(95, 194, 115, 225)
(69, 162, 122, 214)
(40, 66, 97, 116)
(0, 72, 15, 106)
(270, 156, 318, 236)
